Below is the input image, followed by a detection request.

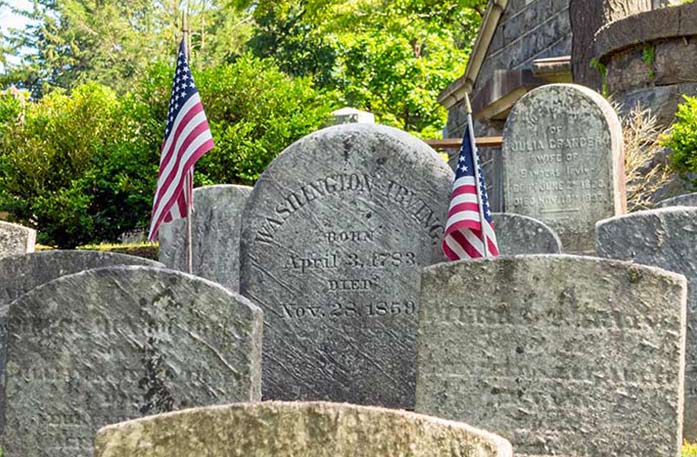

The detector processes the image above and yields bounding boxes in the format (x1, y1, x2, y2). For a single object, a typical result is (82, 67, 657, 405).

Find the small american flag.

(442, 115, 499, 260)
(148, 39, 214, 241)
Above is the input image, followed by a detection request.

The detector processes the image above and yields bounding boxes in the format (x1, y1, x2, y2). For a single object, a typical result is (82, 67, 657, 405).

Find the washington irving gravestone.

(416, 255, 686, 457)
(596, 207, 697, 441)
(159, 185, 252, 291)
(239, 123, 453, 408)
(2, 266, 262, 457)
(0, 221, 36, 260)
(94, 402, 513, 457)
(502, 84, 625, 253)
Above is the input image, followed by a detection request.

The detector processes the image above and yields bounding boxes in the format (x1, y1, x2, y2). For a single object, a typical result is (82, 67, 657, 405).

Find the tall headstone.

(596, 207, 697, 440)
(656, 193, 697, 208)
(502, 84, 625, 253)
(240, 123, 453, 408)
(2, 266, 263, 457)
(158, 185, 252, 291)
(0, 221, 36, 260)
(94, 402, 513, 457)
(570, 0, 652, 89)
(416, 255, 686, 457)
(492, 213, 562, 255)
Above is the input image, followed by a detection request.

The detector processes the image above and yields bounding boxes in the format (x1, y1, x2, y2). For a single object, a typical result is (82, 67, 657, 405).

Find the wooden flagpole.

(182, 8, 194, 274)
(464, 93, 490, 258)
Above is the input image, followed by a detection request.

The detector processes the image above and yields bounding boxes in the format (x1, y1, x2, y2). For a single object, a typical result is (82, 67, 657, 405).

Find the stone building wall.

(445, 0, 571, 138)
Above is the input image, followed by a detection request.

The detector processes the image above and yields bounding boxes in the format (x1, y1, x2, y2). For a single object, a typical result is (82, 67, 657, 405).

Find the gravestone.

(239, 123, 453, 408)
(0, 221, 36, 260)
(502, 84, 625, 253)
(158, 185, 252, 291)
(492, 213, 562, 255)
(0, 250, 161, 306)
(656, 192, 697, 208)
(416, 255, 686, 457)
(94, 402, 513, 457)
(596, 207, 697, 440)
(2, 266, 263, 457)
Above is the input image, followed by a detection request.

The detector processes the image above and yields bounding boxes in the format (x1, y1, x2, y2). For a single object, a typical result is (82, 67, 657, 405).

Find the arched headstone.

(240, 123, 453, 408)
(492, 213, 562, 255)
(159, 185, 252, 291)
(1, 266, 263, 457)
(656, 192, 697, 208)
(502, 84, 625, 253)
(94, 402, 512, 457)
(417, 255, 685, 457)
(0, 250, 161, 305)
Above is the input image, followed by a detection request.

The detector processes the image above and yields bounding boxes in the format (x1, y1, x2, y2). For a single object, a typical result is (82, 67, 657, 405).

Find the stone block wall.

(445, 0, 571, 138)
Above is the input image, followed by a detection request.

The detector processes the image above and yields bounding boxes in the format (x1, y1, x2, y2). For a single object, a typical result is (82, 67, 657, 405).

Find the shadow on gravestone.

(416, 255, 686, 457)
(1, 266, 263, 457)
(158, 185, 253, 292)
(656, 193, 697, 208)
(94, 402, 512, 457)
(239, 123, 453, 409)
(0, 221, 36, 260)
(502, 84, 626, 254)
(596, 207, 697, 441)
(492, 213, 562, 255)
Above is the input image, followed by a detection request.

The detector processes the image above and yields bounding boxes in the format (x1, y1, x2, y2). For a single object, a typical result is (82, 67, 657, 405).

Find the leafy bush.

(665, 95, 697, 186)
(0, 56, 333, 247)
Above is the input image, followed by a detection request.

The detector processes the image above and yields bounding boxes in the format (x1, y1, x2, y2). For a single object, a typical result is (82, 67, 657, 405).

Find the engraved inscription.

(502, 85, 623, 252)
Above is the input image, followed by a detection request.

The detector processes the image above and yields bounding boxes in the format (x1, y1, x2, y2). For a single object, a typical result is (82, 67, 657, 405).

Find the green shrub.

(0, 56, 333, 248)
(665, 95, 697, 186)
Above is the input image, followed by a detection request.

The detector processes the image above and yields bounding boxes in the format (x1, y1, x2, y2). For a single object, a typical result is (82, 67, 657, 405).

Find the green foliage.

(0, 57, 331, 247)
(684, 442, 697, 457)
(242, 0, 486, 137)
(664, 96, 697, 186)
(590, 58, 609, 97)
(1, 0, 252, 95)
(641, 44, 656, 80)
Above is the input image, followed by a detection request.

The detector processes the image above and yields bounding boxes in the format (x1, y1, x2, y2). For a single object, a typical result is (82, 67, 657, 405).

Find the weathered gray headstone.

(0, 250, 161, 306)
(2, 266, 263, 457)
(0, 221, 36, 260)
(596, 207, 697, 440)
(158, 185, 252, 291)
(502, 84, 626, 253)
(416, 255, 686, 457)
(492, 213, 562, 255)
(656, 193, 697, 208)
(94, 401, 513, 457)
(240, 123, 453, 408)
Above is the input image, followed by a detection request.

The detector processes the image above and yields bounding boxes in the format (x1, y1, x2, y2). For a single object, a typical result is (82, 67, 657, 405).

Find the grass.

(685, 442, 697, 456)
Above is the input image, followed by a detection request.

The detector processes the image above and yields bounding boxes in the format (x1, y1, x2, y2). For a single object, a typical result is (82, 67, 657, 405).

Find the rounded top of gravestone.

(251, 123, 451, 191)
(492, 213, 562, 255)
(3, 265, 263, 457)
(0, 250, 162, 305)
(504, 83, 622, 145)
(193, 184, 253, 196)
(94, 401, 512, 457)
(655, 192, 697, 208)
